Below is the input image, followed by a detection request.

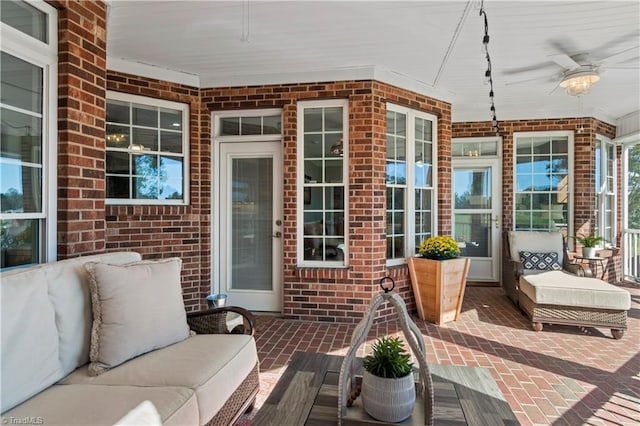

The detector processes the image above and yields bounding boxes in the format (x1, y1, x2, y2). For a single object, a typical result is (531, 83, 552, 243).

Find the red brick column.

(54, 0, 108, 258)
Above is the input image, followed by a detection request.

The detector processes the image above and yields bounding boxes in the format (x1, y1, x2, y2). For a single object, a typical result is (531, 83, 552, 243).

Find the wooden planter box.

(407, 257, 470, 325)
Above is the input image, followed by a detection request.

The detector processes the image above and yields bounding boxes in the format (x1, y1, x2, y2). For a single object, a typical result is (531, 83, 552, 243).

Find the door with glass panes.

(452, 158, 502, 282)
(218, 141, 283, 311)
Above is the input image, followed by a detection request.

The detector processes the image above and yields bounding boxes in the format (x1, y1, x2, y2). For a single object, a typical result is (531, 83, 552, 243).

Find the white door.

(218, 141, 282, 311)
(452, 158, 502, 282)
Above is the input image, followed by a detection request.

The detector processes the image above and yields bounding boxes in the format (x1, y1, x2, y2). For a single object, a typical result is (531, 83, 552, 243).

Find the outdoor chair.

(502, 230, 589, 304)
(502, 231, 630, 339)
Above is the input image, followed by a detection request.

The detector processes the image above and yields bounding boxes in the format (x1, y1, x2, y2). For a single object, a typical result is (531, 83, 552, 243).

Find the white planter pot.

(361, 370, 415, 423)
(582, 247, 597, 259)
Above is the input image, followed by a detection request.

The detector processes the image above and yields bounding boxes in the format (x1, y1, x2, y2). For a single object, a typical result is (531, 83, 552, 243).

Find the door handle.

(272, 231, 282, 238)
(494, 215, 500, 229)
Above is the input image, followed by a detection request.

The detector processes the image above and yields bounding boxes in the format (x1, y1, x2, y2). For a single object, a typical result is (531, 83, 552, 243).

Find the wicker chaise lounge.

(517, 270, 629, 339)
(503, 231, 631, 339)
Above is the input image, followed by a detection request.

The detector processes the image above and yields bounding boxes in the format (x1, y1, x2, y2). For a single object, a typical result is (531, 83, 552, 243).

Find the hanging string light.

(479, 1, 500, 136)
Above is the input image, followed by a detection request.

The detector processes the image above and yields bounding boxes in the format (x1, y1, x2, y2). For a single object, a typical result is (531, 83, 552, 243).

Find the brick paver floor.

(241, 284, 640, 425)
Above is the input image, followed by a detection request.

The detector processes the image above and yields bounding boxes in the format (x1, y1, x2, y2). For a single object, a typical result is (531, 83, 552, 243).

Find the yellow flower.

(418, 236, 460, 260)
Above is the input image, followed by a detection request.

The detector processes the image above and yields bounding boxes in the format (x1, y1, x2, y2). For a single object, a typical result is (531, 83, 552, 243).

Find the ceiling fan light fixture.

(559, 68, 600, 96)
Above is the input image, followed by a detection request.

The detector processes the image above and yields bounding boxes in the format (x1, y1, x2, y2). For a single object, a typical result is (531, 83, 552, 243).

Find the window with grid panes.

(298, 100, 347, 266)
(386, 104, 436, 264)
(1, 0, 57, 269)
(514, 132, 571, 232)
(105, 92, 188, 204)
(595, 135, 616, 246)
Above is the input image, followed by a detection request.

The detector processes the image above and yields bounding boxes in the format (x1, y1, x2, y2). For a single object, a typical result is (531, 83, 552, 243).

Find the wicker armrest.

(187, 306, 255, 336)
(501, 257, 522, 304)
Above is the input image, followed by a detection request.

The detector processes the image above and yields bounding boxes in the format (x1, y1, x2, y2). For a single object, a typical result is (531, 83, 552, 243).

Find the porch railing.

(623, 228, 640, 283)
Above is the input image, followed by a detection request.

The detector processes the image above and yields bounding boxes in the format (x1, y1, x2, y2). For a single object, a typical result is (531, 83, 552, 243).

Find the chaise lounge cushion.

(84, 258, 190, 376)
(2, 384, 198, 426)
(61, 334, 258, 425)
(519, 270, 631, 310)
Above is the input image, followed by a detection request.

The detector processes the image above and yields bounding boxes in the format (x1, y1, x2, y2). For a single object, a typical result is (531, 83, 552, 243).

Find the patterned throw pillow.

(519, 251, 562, 271)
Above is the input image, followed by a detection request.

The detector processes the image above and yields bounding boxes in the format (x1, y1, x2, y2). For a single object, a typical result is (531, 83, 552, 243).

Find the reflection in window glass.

(263, 115, 281, 134)
(107, 100, 129, 124)
(1, 1, 56, 270)
(1, 109, 41, 162)
(0, 163, 42, 213)
(514, 134, 570, 232)
(106, 95, 187, 204)
(220, 114, 282, 136)
(1, 0, 47, 43)
(594, 137, 616, 246)
(452, 139, 498, 158)
(220, 117, 240, 135)
(386, 106, 436, 261)
(160, 108, 182, 130)
(1, 52, 43, 113)
(133, 104, 157, 127)
(0, 219, 39, 268)
(456, 213, 491, 257)
(300, 103, 346, 263)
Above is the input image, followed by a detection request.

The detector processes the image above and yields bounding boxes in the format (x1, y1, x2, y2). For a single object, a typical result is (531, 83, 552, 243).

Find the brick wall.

(53, 0, 108, 257)
(452, 118, 621, 282)
(201, 81, 452, 322)
(50, 1, 623, 318)
(105, 71, 206, 310)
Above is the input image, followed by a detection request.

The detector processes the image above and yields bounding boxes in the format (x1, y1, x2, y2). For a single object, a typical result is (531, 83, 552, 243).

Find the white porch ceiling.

(106, 0, 640, 125)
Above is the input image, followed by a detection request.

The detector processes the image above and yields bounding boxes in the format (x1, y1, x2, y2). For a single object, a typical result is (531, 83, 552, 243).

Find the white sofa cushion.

(1, 268, 64, 413)
(84, 258, 190, 376)
(61, 334, 259, 425)
(2, 384, 197, 426)
(509, 231, 564, 264)
(519, 270, 631, 310)
(45, 252, 142, 376)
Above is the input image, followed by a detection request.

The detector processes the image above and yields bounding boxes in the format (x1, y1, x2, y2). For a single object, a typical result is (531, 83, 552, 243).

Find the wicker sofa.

(503, 231, 630, 339)
(1, 252, 259, 425)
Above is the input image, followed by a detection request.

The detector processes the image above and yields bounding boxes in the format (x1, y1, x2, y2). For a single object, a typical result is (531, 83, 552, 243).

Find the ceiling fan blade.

(549, 54, 581, 70)
(598, 46, 640, 65)
(501, 62, 555, 76)
(548, 38, 579, 57)
(505, 75, 554, 86)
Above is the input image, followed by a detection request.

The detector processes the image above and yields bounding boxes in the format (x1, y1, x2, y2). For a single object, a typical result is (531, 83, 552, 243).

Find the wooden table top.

(253, 351, 519, 425)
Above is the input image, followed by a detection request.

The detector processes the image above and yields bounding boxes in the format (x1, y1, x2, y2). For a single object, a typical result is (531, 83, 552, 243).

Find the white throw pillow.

(84, 258, 190, 376)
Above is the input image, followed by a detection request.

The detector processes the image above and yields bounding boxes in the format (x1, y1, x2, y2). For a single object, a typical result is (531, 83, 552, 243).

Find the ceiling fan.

(503, 39, 640, 96)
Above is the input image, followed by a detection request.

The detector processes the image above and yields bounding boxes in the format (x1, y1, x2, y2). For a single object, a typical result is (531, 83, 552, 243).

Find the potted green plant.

(572, 233, 605, 258)
(407, 236, 470, 324)
(361, 336, 415, 422)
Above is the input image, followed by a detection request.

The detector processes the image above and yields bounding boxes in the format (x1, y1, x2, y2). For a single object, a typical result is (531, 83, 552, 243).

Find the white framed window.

(595, 135, 616, 247)
(105, 91, 189, 204)
(297, 100, 348, 267)
(1, 0, 57, 270)
(513, 131, 573, 234)
(386, 104, 437, 266)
